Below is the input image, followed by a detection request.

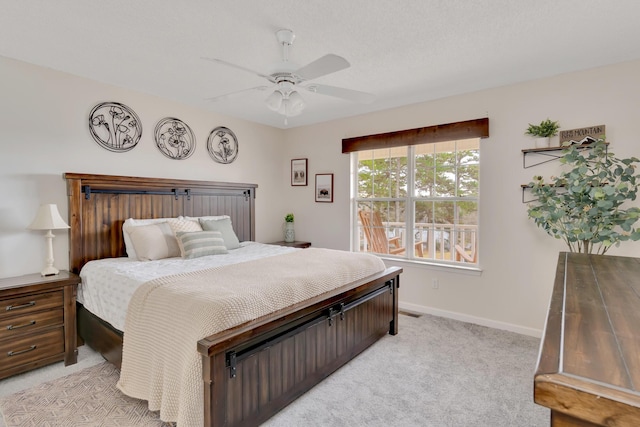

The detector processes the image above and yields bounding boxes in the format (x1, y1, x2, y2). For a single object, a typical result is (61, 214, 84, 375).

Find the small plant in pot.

(525, 119, 560, 148)
(527, 139, 640, 254)
(284, 213, 295, 242)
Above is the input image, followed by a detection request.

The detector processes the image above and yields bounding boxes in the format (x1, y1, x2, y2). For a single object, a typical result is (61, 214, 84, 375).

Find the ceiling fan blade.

(201, 57, 276, 83)
(295, 54, 350, 81)
(305, 84, 376, 104)
(205, 85, 271, 102)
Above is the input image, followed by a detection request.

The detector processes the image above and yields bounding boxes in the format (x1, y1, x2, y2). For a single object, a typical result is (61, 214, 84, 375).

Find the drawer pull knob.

(7, 345, 37, 357)
(6, 301, 36, 311)
(7, 320, 36, 330)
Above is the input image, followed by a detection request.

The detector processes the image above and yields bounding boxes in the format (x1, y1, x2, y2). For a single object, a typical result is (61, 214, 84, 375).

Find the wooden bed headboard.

(64, 173, 257, 274)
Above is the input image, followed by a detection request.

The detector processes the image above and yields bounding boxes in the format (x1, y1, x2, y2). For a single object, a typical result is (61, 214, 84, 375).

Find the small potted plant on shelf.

(525, 119, 560, 148)
(526, 139, 640, 254)
(284, 213, 295, 243)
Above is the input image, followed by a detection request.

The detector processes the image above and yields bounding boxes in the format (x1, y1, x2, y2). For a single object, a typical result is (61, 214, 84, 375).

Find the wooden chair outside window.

(358, 210, 423, 257)
(455, 244, 477, 263)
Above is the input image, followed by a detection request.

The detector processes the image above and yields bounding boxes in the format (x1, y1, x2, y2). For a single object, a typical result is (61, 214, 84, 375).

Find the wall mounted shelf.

(522, 142, 610, 202)
(521, 184, 569, 203)
(521, 143, 608, 168)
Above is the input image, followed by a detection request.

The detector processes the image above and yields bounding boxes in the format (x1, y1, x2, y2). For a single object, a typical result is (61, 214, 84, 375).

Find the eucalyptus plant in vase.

(284, 213, 295, 243)
(527, 139, 640, 254)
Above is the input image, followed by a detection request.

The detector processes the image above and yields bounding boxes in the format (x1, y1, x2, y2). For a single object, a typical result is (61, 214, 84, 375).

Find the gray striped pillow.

(176, 231, 228, 259)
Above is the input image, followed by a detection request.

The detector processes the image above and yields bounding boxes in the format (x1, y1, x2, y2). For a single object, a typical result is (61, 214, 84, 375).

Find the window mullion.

(407, 146, 415, 258)
(350, 152, 359, 251)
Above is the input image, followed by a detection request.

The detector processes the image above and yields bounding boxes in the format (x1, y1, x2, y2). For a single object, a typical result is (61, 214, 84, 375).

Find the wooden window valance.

(341, 117, 489, 153)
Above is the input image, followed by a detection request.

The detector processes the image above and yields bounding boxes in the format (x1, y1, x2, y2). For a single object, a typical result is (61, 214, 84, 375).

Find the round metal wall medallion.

(207, 126, 238, 164)
(154, 117, 196, 160)
(88, 102, 142, 152)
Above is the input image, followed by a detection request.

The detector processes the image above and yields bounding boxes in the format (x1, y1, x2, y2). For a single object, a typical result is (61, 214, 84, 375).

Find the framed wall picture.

(315, 173, 334, 203)
(291, 158, 308, 186)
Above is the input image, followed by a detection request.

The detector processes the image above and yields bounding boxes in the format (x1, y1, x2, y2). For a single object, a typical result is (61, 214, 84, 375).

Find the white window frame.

(351, 140, 480, 268)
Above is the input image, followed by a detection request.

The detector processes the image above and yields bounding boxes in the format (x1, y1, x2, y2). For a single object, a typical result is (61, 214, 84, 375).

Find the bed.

(64, 172, 402, 427)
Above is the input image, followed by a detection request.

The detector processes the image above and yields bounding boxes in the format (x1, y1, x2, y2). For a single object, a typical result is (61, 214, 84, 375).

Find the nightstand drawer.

(0, 327, 64, 371)
(0, 290, 63, 320)
(0, 308, 63, 340)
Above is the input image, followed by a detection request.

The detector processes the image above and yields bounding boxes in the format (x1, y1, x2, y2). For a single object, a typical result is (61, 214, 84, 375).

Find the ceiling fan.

(202, 29, 375, 123)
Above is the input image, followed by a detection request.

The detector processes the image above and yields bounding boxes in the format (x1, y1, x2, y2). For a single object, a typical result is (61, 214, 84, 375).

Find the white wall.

(0, 56, 286, 277)
(283, 59, 640, 336)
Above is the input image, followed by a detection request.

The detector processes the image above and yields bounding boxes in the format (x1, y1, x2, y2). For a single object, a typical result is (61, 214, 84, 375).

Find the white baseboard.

(399, 302, 542, 338)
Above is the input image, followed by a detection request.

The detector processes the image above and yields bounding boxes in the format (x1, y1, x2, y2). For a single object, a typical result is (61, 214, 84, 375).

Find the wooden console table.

(535, 252, 640, 426)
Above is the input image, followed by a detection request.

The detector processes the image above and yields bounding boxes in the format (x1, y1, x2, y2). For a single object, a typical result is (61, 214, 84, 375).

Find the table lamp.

(28, 204, 70, 276)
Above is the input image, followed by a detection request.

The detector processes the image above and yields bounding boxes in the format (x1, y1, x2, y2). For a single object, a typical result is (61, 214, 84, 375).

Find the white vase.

(284, 222, 295, 242)
(534, 137, 550, 148)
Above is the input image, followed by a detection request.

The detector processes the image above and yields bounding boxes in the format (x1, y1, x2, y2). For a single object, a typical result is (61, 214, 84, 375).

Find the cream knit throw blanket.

(116, 248, 386, 426)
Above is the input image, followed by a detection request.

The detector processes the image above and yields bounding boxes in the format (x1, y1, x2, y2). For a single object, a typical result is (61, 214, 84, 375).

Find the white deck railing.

(359, 221, 477, 262)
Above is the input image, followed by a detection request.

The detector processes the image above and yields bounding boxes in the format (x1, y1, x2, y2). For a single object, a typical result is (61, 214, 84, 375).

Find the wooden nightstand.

(268, 241, 312, 249)
(0, 271, 79, 379)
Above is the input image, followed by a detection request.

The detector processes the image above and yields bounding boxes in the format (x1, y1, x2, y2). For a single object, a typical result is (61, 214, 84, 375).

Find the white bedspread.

(115, 247, 386, 426)
(78, 242, 297, 331)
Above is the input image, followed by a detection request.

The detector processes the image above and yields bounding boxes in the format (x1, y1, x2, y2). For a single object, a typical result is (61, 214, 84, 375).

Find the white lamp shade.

(288, 91, 305, 114)
(266, 89, 305, 118)
(28, 204, 70, 230)
(277, 91, 305, 117)
(265, 91, 283, 111)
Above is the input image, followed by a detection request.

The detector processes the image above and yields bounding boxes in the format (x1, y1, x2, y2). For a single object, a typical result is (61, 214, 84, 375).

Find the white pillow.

(123, 217, 175, 259)
(128, 222, 180, 261)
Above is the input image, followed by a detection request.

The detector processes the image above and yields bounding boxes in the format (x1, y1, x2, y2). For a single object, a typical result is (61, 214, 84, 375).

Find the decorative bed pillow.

(167, 218, 202, 235)
(199, 217, 240, 249)
(176, 231, 228, 259)
(123, 217, 175, 259)
(128, 222, 180, 261)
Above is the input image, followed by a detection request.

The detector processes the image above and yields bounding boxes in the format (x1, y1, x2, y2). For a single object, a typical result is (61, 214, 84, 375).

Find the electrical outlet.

(432, 278, 439, 289)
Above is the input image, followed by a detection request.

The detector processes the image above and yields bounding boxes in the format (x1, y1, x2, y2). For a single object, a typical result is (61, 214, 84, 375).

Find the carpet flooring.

(0, 314, 549, 426)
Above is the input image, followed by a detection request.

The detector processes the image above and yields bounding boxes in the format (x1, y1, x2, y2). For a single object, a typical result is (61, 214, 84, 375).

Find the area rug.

(0, 314, 549, 426)
(0, 362, 173, 427)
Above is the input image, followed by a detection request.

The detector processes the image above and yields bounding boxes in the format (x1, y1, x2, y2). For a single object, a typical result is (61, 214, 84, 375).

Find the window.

(353, 139, 479, 265)
(344, 118, 487, 267)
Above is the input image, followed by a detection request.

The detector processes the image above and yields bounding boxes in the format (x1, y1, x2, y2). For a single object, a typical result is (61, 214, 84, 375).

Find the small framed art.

(291, 158, 308, 186)
(315, 173, 333, 203)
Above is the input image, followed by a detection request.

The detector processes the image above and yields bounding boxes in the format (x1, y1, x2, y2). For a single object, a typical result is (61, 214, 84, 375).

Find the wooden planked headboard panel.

(64, 173, 257, 274)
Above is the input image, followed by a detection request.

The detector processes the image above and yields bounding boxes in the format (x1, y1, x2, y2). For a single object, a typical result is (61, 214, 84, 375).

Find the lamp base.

(40, 265, 60, 277)
(40, 230, 59, 276)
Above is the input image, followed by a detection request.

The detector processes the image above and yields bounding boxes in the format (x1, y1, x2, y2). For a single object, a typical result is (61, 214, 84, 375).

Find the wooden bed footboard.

(198, 267, 401, 427)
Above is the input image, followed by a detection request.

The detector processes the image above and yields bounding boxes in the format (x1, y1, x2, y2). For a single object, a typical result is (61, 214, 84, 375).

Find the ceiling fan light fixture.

(279, 91, 304, 117)
(266, 89, 305, 117)
(265, 90, 283, 111)
(288, 90, 305, 113)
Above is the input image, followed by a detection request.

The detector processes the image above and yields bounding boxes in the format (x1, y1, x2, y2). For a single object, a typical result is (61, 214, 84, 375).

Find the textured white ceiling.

(2, 0, 640, 129)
